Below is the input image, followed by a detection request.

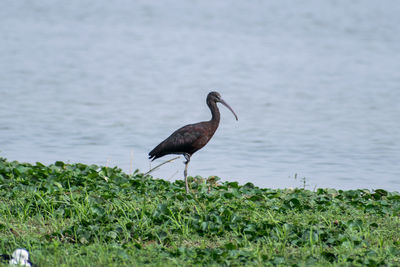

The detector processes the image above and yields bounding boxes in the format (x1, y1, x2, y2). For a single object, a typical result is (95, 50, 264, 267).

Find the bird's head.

(208, 91, 222, 102)
(207, 91, 238, 121)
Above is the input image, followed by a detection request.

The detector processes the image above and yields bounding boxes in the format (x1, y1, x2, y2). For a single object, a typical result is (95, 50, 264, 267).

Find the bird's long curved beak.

(219, 99, 238, 121)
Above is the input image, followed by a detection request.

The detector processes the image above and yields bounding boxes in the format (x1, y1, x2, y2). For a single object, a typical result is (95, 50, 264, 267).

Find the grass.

(0, 157, 400, 266)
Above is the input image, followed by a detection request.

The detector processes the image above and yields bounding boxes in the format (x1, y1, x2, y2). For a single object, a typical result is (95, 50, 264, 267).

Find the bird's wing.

(149, 124, 205, 160)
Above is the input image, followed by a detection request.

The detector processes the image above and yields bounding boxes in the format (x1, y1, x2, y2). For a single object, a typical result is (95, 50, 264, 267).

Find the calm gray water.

(1, 0, 399, 190)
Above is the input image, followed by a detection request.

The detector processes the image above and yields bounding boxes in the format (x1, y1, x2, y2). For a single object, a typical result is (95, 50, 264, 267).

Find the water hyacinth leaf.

(91, 206, 105, 217)
(244, 224, 256, 234)
(388, 246, 400, 256)
(201, 222, 208, 232)
(155, 204, 169, 215)
(344, 190, 360, 199)
(35, 162, 46, 167)
(55, 161, 65, 168)
(347, 219, 363, 229)
(223, 192, 234, 199)
(243, 182, 255, 188)
(366, 250, 378, 257)
(388, 191, 400, 200)
(369, 222, 378, 228)
(227, 182, 239, 188)
(316, 188, 326, 194)
(374, 189, 388, 196)
(125, 222, 134, 230)
(248, 194, 263, 201)
(79, 237, 89, 244)
(273, 257, 285, 264)
(224, 242, 237, 250)
(133, 243, 142, 249)
(107, 231, 118, 240)
(53, 181, 63, 189)
(285, 198, 301, 209)
(156, 230, 168, 240)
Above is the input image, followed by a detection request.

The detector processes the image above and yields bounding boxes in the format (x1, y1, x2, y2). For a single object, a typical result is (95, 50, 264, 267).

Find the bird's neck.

(208, 100, 220, 125)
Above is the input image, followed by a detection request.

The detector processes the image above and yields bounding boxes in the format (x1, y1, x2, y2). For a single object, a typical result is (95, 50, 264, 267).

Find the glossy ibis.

(148, 91, 238, 193)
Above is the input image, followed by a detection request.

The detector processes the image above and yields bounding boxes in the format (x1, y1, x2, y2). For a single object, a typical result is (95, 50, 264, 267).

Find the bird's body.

(148, 120, 217, 161)
(149, 91, 238, 193)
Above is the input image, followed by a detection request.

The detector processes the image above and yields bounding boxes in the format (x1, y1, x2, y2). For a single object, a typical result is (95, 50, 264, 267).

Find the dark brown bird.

(149, 91, 238, 193)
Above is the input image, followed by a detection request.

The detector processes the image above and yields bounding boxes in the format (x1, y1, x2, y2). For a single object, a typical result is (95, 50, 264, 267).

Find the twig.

(144, 156, 180, 176)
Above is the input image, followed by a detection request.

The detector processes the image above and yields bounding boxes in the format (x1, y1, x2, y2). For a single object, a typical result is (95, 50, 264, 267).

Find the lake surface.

(1, 0, 399, 190)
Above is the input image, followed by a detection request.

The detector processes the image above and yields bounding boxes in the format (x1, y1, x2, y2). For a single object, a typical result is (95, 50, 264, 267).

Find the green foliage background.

(1, 158, 399, 266)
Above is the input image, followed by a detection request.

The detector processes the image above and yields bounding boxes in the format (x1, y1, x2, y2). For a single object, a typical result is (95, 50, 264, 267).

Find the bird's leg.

(183, 154, 191, 193)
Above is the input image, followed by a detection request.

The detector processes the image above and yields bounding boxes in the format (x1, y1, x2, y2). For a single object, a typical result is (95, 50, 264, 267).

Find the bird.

(1, 248, 36, 267)
(148, 91, 238, 193)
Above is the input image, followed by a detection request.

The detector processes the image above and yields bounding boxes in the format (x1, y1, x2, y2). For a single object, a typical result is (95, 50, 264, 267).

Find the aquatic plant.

(0, 158, 399, 266)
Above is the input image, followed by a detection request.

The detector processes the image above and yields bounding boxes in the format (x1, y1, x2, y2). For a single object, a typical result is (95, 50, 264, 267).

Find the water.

(1, 0, 399, 190)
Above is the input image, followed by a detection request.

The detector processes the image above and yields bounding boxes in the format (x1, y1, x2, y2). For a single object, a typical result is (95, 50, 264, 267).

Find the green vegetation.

(1, 158, 400, 266)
